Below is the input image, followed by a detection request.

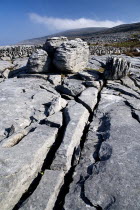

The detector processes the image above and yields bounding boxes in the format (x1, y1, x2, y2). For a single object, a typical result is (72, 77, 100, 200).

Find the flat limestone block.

(57, 77, 86, 97)
(0, 60, 14, 72)
(51, 100, 89, 172)
(20, 170, 64, 210)
(64, 83, 140, 210)
(78, 87, 99, 112)
(0, 78, 63, 142)
(0, 125, 59, 210)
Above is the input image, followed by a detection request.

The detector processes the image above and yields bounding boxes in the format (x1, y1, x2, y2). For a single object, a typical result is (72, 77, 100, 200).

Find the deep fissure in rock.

(53, 83, 106, 209)
(12, 109, 67, 210)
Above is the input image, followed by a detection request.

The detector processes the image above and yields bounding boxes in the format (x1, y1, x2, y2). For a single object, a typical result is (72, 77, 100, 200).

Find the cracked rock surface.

(0, 52, 140, 210)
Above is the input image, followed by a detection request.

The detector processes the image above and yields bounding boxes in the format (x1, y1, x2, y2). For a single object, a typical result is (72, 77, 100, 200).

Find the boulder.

(43, 36, 68, 57)
(104, 56, 131, 80)
(53, 39, 89, 73)
(27, 49, 51, 73)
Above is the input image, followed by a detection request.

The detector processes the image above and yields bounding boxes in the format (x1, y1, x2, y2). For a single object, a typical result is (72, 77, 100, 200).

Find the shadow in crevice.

(93, 113, 111, 161)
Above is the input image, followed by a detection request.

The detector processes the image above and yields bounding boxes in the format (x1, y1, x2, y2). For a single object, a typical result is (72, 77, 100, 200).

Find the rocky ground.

(0, 40, 140, 210)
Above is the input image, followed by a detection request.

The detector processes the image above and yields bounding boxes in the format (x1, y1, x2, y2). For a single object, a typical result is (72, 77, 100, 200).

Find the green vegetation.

(104, 39, 140, 48)
(85, 67, 104, 73)
(131, 33, 140, 39)
(125, 51, 140, 57)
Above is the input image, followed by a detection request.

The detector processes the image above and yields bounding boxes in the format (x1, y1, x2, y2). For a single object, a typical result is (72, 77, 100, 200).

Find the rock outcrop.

(43, 36, 68, 57)
(26, 38, 89, 74)
(53, 38, 89, 73)
(104, 56, 131, 80)
(27, 49, 51, 73)
(0, 38, 140, 210)
(64, 81, 140, 210)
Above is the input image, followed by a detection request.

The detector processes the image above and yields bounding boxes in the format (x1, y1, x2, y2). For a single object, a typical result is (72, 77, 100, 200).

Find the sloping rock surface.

(0, 52, 140, 210)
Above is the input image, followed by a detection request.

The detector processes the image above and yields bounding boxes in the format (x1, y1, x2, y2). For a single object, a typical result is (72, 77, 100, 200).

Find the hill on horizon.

(19, 22, 140, 45)
(19, 27, 107, 45)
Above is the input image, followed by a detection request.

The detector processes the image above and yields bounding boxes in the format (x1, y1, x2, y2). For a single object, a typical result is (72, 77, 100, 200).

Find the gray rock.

(1, 69, 10, 78)
(57, 77, 86, 97)
(104, 56, 131, 80)
(47, 97, 67, 116)
(1, 56, 11, 61)
(64, 82, 140, 210)
(43, 36, 68, 57)
(20, 170, 64, 210)
(45, 111, 63, 128)
(87, 55, 107, 70)
(53, 39, 89, 73)
(78, 69, 101, 81)
(121, 76, 140, 93)
(78, 87, 99, 112)
(0, 60, 14, 73)
(0, 78, 62, 142)
(0, 124, 59, 210)
(27, 49, 51, 73)
(51, 100, 89, 172)
(48, 74, 61, 86)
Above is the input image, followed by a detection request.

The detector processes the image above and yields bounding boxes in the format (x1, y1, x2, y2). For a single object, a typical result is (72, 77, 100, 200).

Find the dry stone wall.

(0, 45, 42, 60)
(89, 45, 129, 55)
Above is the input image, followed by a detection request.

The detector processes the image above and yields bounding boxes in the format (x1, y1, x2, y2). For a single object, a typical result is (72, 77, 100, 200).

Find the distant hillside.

(96, 22, 140, 34)
(19, 27, 107, 45)
(19, 22, 140, 45)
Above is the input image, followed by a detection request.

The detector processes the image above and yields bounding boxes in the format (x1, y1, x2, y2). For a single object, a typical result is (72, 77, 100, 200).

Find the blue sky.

(0, 0, 140, 45)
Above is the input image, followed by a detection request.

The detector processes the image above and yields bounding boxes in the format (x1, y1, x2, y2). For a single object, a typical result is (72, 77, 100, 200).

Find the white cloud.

(29, 13, 125, 32)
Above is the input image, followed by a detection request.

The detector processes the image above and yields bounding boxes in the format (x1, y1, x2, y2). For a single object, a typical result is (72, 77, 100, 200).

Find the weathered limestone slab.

(53, 38, 89, 73)
(104, 56, 131, 80)
(51, 100, 89, 172)
(0, 78, 65, 142)
(20, 170, 64, 210)
(57, 77, 86, 97)
(47, 97, 67, 116)
(78, 87, 99, 112)
(0, 60, 14, 72)
(88, 55, 107, 70)
(78, 69, 101, 81)
(121, 76, 140, 93)
(64, 83, 140, 210)
(48, 74, 61, 86)
(0, 125, 59, 210)
(13, 57, 28, 69)
(43, 36, 68, 57)
(27, 49, 51, 73)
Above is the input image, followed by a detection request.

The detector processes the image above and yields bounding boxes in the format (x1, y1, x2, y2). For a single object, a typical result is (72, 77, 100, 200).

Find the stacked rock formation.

(27, 49, 51, 73)
(43, 36, 68, 57)
(104, 56, 131, 80)
(27, 37, 89, 73)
